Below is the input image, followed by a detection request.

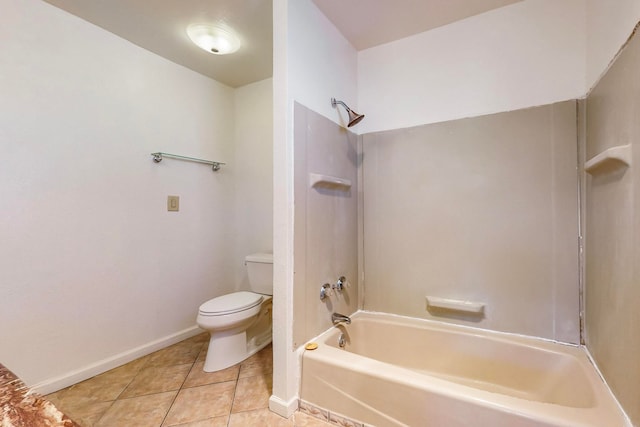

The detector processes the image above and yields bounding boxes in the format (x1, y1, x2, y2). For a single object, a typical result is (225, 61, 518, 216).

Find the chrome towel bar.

(151, 152, 225, 171)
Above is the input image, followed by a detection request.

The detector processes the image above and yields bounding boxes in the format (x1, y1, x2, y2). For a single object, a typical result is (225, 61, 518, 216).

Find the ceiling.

(312, 0, 522, 50)
(42, 0, 521, 87)
(42, 0, 273, 88)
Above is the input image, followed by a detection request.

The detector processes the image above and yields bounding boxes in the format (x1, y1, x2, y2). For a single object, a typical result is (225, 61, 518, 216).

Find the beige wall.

(585, 28, 640, 425)
(362, 102, 580, 343)
(293, 102, 359, 348)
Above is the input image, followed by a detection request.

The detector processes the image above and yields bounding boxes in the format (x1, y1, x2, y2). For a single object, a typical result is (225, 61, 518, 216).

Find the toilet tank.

(246, 253, 273, 295)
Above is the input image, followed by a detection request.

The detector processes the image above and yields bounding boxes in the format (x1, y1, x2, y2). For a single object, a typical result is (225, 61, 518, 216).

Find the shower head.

(331, 98, 365, 127)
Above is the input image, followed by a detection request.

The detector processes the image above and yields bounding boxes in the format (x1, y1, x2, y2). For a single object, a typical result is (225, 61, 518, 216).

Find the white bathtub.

(300, 312, 629, 427)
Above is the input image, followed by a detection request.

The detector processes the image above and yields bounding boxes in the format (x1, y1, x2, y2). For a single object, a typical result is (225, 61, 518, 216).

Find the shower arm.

(330, 97, 365, 127)
(331, 98, 351, 112)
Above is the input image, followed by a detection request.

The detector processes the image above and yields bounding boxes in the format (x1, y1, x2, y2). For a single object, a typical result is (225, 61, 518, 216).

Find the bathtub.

(300, 312, 629, 427)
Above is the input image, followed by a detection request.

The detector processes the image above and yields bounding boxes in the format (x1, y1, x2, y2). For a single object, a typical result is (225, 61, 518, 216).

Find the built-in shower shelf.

(425, 296, 485, 314)
(309, 173, 352, 190)
(585, 144, 632, 174)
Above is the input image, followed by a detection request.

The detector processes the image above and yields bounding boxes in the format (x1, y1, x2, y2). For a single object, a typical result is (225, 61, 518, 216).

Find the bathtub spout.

(332, 313, 351, 325)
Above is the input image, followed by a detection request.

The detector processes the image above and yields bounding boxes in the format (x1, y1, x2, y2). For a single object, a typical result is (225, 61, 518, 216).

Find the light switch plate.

(167, 195, 179, 212)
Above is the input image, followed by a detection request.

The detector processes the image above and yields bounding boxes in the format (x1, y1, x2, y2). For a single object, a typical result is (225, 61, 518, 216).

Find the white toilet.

(197, 253, 273, 372)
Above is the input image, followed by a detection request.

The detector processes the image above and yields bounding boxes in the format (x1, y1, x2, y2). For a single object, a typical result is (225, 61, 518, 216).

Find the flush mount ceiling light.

(187, 24, 241, 55)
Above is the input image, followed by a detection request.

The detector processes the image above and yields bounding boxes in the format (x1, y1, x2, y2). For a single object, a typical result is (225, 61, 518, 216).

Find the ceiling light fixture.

(187, 24, 241, 55)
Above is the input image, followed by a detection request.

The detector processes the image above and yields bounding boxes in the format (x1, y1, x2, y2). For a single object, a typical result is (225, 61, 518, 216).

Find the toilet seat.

(199, 291, 263, 316)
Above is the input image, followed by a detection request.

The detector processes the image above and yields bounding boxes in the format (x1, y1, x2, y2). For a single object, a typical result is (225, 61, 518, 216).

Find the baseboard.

(32, 325, 203, 395)
(269, 394, 299, 418)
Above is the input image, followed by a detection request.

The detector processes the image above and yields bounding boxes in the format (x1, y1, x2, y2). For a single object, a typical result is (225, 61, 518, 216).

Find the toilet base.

(203, 331, 272, 372)
(204, 330, 246, 372)
(202, 298, 272, 372)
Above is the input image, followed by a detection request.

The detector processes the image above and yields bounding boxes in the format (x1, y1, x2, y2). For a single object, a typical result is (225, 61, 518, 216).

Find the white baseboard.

(32, 325, 203, 395)
(269, 394, 299, 418)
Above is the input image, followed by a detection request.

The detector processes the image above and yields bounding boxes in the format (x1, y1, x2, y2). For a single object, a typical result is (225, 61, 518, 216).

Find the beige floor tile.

(183, 361, 239, 389)
(120, 363, 192, 398)
(116, 353, 152, 373)
(44, 334, 278, 427)
(95, 391, 176, 427)
(231, 374, 272, 413)
(44, 387, 113, 427)
(166, 416, 229, 427)
(163, 381, 236, 426)
(147, 340, 204, 368)
(228, 408, 294, 427)
(52, 359, 147, 405)
(54, 400, 113, 427)
(44, 390, 66, 407)
(293, 411, 334, 427)
(239, 344, 273, 378)
(196, 347, 208, 363)
(184, 332, 209, 345)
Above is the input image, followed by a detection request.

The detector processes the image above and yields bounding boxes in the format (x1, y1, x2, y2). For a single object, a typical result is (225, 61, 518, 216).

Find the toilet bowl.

(197, 253, 273, 372)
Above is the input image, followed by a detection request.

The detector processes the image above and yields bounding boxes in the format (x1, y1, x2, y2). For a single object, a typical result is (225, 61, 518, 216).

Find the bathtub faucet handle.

(320, 283, 331, 300)
(333, 276, 346, 291)
(332, 312, 351, 325)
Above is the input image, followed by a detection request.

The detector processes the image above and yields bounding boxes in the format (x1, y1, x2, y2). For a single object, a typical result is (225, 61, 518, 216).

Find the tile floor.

(46, 333, 332, 427)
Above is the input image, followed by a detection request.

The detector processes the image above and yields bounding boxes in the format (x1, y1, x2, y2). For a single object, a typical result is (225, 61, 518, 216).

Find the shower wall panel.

(584, 27, 640, 425)
(293, 102, 360, 348)
(362, 101, 580, 343)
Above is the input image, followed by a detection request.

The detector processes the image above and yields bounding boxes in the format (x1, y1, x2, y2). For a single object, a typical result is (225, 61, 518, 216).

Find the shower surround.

(293, 93, 633, 424)
(292, 99, 579, 347)
(584, 22, 640, 424)
(362, 101, 580, 343)
(292, 102, 360, 349)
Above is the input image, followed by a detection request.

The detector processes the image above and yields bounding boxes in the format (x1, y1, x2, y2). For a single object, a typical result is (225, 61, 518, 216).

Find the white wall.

(287, 0, 358, 126)
(358, 0, 586, 134)
(586, 0, 640, 90)
(233, 78, 274, 289)
(0, 0, 237, 392)
(271, 0, 295, 416)
(271, 0, 358, 417)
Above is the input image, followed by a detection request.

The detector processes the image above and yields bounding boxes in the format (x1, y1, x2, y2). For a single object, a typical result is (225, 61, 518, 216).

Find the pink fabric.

(0, 363, 79, 427)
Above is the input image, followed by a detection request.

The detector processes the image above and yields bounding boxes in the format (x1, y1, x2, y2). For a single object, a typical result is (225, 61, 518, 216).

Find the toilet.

(197, 253, 273, 372)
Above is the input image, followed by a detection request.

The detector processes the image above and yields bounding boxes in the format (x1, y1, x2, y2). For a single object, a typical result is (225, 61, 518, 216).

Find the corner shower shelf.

(585, 144, 632, 174)
(425, 296, 485, 314)
(309, 173, 352, 190)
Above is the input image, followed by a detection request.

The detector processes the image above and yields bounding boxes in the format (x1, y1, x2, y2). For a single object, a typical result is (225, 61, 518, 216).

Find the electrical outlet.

(167, 195, 179, 212)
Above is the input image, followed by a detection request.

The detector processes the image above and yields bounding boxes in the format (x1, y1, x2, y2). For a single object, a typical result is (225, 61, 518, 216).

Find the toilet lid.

(199, 291, 263, 315)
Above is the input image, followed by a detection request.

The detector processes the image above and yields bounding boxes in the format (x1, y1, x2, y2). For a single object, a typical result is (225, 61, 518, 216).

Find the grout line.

(226, 359, 242, 427)
(91, 399, 117, 427)
(61, 354, 154, 426)
(54, 336, 282, 427)
(159, 342, 205, 427)
(113, 358, 150, 402)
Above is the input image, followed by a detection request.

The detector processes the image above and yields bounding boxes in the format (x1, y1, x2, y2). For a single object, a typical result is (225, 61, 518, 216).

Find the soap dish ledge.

(585, 144, 632, 174)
